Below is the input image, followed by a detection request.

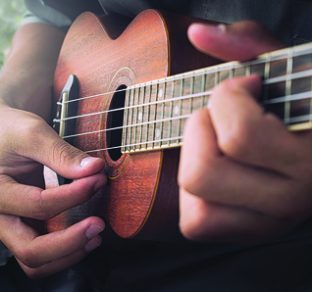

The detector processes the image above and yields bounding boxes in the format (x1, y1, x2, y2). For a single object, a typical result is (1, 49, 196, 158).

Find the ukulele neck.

(121, 42, 312, 153)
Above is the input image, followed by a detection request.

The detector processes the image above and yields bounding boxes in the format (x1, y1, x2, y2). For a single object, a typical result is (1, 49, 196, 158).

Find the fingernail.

(86, 224, 105, 239)
(85, 237, 102, 252)
(80, 157, 99, 168)
(191, 23, 227, 35)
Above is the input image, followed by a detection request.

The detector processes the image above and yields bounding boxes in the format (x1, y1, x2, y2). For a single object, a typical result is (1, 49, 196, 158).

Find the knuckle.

(29, 191, 51, 220)
(179, 198, 209, 241)
(219, 119, 252, 159)
(16, 247, 40, 268)
(50, 139, 79, 166)
(18, 116, 45, 139)
(178, 157, 216, 196)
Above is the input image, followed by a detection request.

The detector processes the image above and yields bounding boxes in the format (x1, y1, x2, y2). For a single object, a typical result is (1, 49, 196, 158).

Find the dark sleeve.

(24, 0, 105, 30)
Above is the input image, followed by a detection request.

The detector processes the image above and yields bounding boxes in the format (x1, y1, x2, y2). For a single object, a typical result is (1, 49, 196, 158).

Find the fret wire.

(246, 63, 251, 76)
(149, 83, 158, 149)
(201, 73, 207, 108)
(153, 82, 161, 147)
(121, 89, 130, 151)
(168, 81, 174, 145)
(229, 65, 234, 78)
(131, 87, 139, 148)
(126, 89, 134, 151)
(284, 50, 293, 123)
(178, 77, 184, 139)
(190, 74, 194, 114)
(264, 54, 271, 100)
(159, 81, 166, 147)
(137, 86, 145, 149)
(142, 86, 151, 148)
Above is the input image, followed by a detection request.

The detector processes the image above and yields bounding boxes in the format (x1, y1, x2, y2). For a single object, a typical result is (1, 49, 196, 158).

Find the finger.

(6, 111, 104, 179)
(209, 75, 306, 173)
(17, 236, 102, 279)
(0, 173, 106, 220)
(0, 215, 104, 268)
(179, 188, 287, 242)
(179, 109, 306, 219)
(188, 21, 283, 61)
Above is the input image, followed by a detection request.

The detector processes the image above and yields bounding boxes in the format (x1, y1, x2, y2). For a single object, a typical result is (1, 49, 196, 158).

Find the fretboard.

(121, 42, 312, 153)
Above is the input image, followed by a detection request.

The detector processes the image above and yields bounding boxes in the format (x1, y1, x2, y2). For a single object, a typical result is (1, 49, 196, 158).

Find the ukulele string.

(85, 135, 184, 154)
(82, 110, 312, 154)
(62, 113, 192, 139)
(57, 88, 312, 139)
(55, 68, 312, 124)
(61, 90, 312, 140)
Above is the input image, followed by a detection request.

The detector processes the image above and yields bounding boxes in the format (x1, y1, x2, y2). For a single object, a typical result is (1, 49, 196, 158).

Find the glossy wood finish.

(48, 10, 219, 240)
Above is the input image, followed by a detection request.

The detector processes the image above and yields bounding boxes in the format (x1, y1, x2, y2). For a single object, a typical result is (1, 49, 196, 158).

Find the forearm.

(0, 22, 65, 119)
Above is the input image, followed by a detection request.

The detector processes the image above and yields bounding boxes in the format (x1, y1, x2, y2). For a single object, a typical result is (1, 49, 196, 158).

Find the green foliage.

(0, 0, 26, 66)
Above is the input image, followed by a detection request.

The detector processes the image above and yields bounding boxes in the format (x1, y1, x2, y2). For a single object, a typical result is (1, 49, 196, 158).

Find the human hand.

(0, 102, 106, 278)
(178, 21, 312, 242)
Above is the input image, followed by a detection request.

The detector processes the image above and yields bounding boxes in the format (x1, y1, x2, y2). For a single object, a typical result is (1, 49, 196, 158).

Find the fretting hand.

(179, 21, 312, 242)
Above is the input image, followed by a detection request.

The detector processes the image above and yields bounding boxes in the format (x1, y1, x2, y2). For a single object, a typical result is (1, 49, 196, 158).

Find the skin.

(0, 19, 310, 278)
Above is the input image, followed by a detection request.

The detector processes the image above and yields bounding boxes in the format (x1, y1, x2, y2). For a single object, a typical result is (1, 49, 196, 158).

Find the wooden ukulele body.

(49, 10, 217, 240)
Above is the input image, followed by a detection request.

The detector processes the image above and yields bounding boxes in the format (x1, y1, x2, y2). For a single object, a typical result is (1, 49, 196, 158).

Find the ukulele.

(45, 10, 312, 240)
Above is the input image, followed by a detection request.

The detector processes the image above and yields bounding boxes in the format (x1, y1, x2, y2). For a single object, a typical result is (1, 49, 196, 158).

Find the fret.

(171, 78, 183, 145)
(121, 89, 131, 152)
(284, 53, 293, 123)
(146, 83, 158, 149)
(130, 87, 140, 151)
(200, 74, 207, 108)
(125, 89, 134, 151)
(153, 82, 165, 148)
(203, 72, 216, 105)
(293, 53, 312, 73)
(233, 66, 247, 77)
(250, 62, 265, 76)
(289, 53, 312, 125)
(141, 84, 151, 150)
(219, 69, 231, 82)
(192, 74, 205, 112)
(269, 59, 287, 78)
(180, 76, 192, 136)
(137, 86, 145, 149)
(162, 80, 174, 146)
(263, 57, 271, 101)
(190, 75, 195, 113)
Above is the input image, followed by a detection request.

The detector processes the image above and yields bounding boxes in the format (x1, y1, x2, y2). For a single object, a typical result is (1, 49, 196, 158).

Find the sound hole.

(106, 85, 126, 161)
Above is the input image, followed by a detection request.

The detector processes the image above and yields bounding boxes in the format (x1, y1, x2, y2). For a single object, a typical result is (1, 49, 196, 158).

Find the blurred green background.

(0, 0, 26, 66)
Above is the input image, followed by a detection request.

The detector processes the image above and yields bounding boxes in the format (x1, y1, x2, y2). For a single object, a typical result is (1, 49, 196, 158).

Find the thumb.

(188, 21, 284, 61)
(18, 122, 105, 179)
